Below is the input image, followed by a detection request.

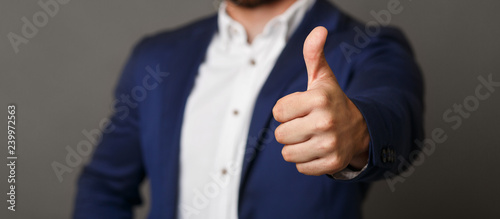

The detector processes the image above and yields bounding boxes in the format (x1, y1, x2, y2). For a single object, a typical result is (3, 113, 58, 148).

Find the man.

(74, 0, 424, 218)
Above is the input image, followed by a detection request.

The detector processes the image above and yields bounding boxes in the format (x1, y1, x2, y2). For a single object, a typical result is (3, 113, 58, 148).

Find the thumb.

(303, 26, 337, 90)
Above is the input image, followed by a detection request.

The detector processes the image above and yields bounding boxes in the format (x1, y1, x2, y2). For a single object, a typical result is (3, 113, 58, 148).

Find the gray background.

(1, 0, 499, 218)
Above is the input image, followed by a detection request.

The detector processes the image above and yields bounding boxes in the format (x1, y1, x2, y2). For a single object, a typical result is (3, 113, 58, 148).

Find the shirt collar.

(217, 0, 316, 44)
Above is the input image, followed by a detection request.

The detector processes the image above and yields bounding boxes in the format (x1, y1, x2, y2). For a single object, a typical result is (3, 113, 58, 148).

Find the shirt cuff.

(329, 163, 368, 180)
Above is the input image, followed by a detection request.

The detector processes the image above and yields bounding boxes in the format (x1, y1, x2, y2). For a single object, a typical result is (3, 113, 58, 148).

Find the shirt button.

(233, 109, 239, 116)
(250, 59, 256, 66)
(229, 26, 238, 35)
(221, 168, 228, 175)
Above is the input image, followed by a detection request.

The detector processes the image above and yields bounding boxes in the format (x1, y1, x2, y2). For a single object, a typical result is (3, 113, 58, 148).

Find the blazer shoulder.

(328, 9, 414, 62)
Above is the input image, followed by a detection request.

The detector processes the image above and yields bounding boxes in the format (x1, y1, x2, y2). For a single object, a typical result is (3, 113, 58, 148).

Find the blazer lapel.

(238, 0, 341, 191)
(239, 8, 313, 189)
(156, 16, 218, 218)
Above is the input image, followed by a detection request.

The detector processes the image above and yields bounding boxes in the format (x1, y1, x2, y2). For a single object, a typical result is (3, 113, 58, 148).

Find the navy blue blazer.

(74, 0, 424, 218)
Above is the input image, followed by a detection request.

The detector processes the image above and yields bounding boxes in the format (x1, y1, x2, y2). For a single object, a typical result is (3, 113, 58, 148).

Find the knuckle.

(326, 156, 344, 171)
(312, 90, 330, 108)
(315, 115, 335, 132)
(316, 142, 330, 154)
(272, 103, 283, 121)
(313, 136, 338, 154)
(325, 135, 338, 149)
(281, 148, 292, 161)
(274, 126, 286, 143)
(296, 164, 306, 174)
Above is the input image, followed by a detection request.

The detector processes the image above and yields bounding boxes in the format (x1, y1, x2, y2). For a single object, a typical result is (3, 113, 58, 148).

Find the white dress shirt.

(178, 1, 316, 219)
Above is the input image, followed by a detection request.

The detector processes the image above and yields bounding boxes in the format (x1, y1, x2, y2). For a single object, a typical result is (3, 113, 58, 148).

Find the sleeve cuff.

(329, 163, 368, 180)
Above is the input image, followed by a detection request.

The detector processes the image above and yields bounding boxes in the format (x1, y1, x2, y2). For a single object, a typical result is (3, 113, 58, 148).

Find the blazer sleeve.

(339, 27, 425, 183)
(73, 40, 147, 219)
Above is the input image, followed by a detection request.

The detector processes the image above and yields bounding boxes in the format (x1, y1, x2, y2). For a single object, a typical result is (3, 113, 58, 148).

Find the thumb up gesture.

(273, 27, 370, 176)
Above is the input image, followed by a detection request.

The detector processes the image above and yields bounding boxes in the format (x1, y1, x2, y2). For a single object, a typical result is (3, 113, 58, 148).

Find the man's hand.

(272, 26, 370, 176)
